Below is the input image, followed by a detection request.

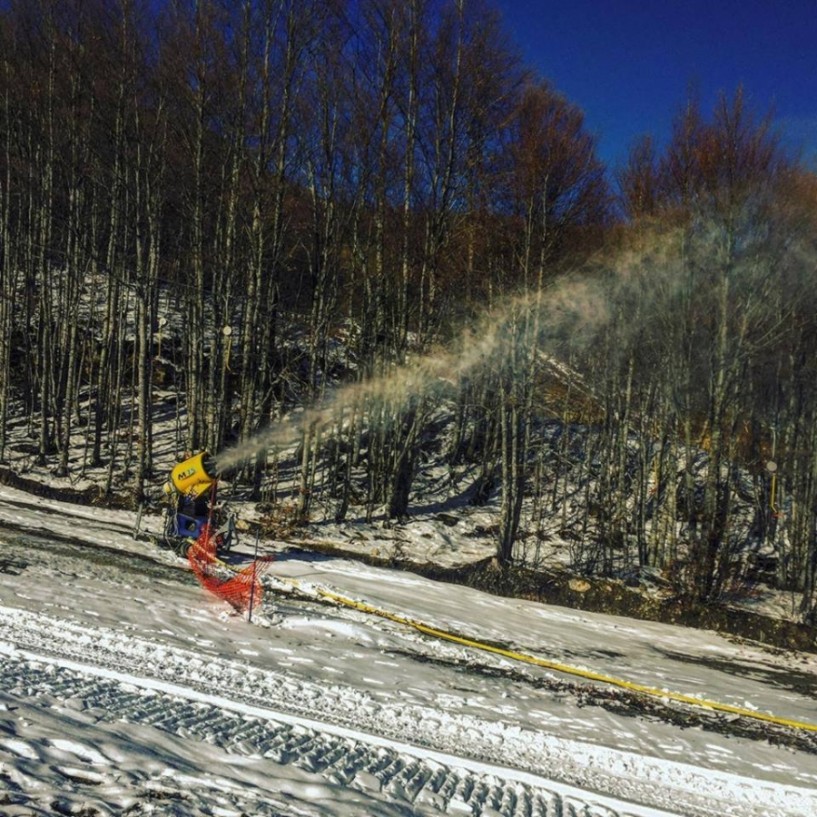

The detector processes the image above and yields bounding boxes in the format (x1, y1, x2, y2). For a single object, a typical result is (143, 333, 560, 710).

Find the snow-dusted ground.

(1, 483, 816, 816)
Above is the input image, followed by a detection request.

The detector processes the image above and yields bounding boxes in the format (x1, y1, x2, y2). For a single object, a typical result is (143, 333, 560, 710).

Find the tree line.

(1, 0, 817, 620)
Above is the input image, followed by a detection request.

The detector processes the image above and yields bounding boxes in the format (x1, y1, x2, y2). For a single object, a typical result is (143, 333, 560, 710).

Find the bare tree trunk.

(55, 57, 90, 478)
(33, 35, 58, 465)
(0, 60, 16, 461)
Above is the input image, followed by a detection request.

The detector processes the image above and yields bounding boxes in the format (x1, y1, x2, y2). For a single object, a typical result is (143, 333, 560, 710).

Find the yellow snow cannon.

(161, 451, 236, 555)
(167, 450, 218, 500)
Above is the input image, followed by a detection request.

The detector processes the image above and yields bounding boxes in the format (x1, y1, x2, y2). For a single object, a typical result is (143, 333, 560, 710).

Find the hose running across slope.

(311, 586, 817, 734)
(205, 550, 817, 734)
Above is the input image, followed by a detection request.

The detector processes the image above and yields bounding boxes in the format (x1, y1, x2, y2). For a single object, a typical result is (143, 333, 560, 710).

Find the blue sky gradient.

(494, 0, 817, 171)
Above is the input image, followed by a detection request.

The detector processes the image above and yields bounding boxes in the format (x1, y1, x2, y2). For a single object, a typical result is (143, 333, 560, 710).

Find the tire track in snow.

(0, 605, 687, 817)
(2, 652, 635, 817)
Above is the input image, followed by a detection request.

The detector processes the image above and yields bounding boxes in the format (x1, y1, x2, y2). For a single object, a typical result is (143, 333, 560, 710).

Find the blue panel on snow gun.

(173, 513, 208, 540)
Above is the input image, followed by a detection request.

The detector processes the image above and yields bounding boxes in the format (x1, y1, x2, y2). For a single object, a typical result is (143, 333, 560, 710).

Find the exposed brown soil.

(0, 467, 137, 510)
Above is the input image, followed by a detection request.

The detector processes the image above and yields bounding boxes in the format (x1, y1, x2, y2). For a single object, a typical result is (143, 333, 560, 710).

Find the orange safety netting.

(187, 524, 273, 613)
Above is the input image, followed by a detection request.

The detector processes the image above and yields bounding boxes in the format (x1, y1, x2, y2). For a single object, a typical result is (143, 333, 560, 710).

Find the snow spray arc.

(213, 279, 608, 475)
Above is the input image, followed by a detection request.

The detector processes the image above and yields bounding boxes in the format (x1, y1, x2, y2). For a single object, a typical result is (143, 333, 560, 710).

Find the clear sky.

(493, 0, 817, 171)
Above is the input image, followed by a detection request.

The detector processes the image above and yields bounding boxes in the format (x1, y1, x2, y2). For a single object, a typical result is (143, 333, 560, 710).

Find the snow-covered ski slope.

(1, 483, 816, 816)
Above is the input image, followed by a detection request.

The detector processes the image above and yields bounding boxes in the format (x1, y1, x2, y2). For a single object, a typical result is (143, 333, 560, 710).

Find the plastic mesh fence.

(188, 525, 272, 613)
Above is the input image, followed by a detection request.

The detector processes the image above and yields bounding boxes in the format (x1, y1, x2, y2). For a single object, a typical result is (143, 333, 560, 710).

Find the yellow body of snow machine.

(162, 451, 236, 555)
(166, 450, 218, 499)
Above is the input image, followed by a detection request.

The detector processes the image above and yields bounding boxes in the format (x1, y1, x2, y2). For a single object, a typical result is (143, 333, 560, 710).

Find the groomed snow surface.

(1, 483, 816, 817)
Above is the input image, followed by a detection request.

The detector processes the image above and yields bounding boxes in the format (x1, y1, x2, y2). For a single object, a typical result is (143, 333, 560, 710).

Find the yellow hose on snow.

(204, 552, 817, 734)
(314, 588, 817, 734)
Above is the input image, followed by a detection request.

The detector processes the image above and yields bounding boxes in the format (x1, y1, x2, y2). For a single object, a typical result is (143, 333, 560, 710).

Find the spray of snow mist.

(213, 276, 608, 474)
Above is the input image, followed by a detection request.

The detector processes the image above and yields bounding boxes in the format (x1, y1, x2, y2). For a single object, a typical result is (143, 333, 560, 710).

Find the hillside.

(1, 479, 817, 817)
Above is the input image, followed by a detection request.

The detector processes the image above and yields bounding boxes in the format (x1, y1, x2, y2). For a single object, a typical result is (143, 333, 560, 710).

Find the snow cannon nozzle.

(168, 451, 219, 497)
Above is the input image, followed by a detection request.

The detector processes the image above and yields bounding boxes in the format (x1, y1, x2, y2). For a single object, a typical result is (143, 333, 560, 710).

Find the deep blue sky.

(493, 0, 817, 171)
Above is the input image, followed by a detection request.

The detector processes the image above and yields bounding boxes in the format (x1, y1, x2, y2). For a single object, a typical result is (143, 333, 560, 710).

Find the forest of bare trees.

(2, 0, 817, 621)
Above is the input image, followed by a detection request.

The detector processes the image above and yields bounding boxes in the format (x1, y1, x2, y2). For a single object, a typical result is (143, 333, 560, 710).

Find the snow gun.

(167, 451, 218, 502)
(161, 451, 237, 556)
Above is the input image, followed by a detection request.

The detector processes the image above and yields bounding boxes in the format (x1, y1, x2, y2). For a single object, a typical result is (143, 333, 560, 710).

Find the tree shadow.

(653, 646, 817, 698)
